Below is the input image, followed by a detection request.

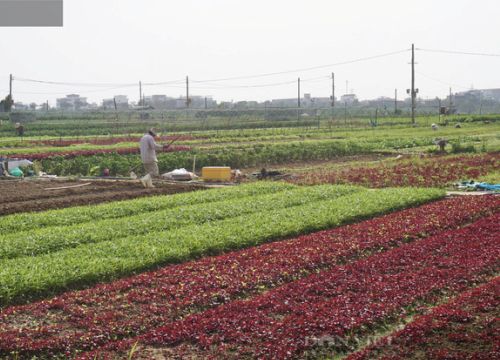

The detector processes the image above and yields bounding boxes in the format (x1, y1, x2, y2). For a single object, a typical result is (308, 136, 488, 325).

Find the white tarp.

(162, 168, 198, 181)
(8, 159, 33, 169)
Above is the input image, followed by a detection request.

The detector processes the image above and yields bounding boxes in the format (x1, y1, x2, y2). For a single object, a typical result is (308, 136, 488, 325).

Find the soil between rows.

(0, 179, 204, 216)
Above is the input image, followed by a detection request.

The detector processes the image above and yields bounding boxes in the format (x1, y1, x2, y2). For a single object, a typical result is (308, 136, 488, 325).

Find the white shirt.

(139, 134, 162, 163)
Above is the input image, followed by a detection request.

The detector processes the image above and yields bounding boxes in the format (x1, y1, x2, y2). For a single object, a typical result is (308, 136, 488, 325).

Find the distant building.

(114, 95, 129, 109)
(176, 97, 187, 108)
(103, 96, 128, 110)
(362, 96, 397, 108)
(149, 95, 168, 109)
(481, 88, 500, 101)
(340, 94, 358, 104)
(56, 94, 88, 111)
(176, 95, 216, 109)
(218, 101, 234, 109)
(190, 96, 206, 108)
(102, 99, 114, 110)
(271, 98, 298, 107)
(455, 88, 500, 102)
(13, 102, 29, 110)
(302, 93, 333, 108)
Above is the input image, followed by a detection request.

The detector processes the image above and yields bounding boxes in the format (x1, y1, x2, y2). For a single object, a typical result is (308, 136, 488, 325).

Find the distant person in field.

(139, 128, 163, 177)
(15, 123, 24, 136)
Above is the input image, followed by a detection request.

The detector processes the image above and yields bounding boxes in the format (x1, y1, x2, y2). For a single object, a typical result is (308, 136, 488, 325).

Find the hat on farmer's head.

(148, 128, 157, 137)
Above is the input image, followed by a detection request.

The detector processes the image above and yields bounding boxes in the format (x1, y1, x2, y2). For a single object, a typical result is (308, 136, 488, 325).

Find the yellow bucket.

(201, 166, 231, 181)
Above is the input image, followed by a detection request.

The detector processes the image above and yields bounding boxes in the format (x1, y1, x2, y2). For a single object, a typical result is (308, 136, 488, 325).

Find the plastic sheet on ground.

(457, 180, 500, 192)
(162, 168, 198, 181)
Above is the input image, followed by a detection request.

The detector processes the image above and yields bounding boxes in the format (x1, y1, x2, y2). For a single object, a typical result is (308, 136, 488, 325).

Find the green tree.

(0, 94, 14, 112)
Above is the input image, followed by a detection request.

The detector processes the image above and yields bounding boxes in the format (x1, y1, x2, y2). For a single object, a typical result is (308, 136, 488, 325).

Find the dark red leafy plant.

(0, 196, 498, 358)
(292, 153, 499, 188)
(347, 277, 500, 360)
(82, 212, 499, 359)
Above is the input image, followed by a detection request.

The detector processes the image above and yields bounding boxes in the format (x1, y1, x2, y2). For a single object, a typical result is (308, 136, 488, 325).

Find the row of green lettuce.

(38, 131, 498, 177)
(0, 184, 361, 259)
(0, 182, 294, 233)
(38, 139, 375, 176)
(0, 183, 444, 305)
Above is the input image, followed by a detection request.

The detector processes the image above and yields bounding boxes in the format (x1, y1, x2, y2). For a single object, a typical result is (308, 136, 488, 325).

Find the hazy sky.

(2, 0, 500, 105)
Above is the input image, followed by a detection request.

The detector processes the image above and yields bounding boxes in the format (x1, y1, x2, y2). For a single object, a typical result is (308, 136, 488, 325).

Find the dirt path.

(0, 179, 204, 216)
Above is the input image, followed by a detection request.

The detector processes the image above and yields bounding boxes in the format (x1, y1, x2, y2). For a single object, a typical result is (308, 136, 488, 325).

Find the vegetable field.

(2, 120, 498, 176)
(0, 184, 443, 305)
(0, 190, 498, 359)
(0, 118, 499, 359)
(292, 152, 500, 188)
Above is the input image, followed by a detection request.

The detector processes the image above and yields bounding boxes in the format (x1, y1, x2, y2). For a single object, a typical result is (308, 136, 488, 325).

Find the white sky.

(2, 0, 500, 105)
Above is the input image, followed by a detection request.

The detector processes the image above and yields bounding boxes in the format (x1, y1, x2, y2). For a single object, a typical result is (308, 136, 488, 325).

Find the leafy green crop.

(0, 181, 295, 234)
(0, 185, 361, 259)
(0, 186, 444, 305)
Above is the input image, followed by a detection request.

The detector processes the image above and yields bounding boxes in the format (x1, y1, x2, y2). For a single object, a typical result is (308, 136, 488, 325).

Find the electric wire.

(13, 77, 185, 87)
(416, 48, 500, 57)
(417, 71, 471, 91)
(8, 46, 499, 101)
(192, 49, 410, 83)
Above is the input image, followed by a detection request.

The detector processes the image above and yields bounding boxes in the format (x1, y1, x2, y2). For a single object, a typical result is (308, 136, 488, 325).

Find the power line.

(13, 77, 185, 87)
(13, 77, 137, 87)
(417, 71, 471, 91)
(187, 75, 331, 91)
(14, 84, 140, 95)
(11, 49, 407, 89)
(191, 49, 410, 83)
(10, 45, 500, 102)
(416, 48, 500, 57)
(11, 75, 333, 94)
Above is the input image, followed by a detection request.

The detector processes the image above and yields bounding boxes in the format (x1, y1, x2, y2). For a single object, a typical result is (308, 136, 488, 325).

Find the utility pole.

(331, 72, 335, 120)
(394, 88, 398, 114)
(186, 76, 190, 108)
(139, 81, 142, 106)
(449, 87, 453, 109)
(344, 101, 347, 126)
(297, 77, 301, 108)
(478, 91, 483, 115)
(297, 77, 301, 122)
(438, 98, 442, 123)
(411, 44, 416, 124)
(8, 74, 13, 113)
(46, 100, 49, 112)
(113, 97, 119, 124)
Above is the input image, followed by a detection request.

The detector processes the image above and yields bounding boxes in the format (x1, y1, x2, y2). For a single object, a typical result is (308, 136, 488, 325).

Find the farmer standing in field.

(139, 128, 163, 177)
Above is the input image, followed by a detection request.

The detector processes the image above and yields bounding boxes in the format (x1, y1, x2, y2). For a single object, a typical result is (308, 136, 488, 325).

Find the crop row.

(6, 144, 191, 160)
(33, 134, 194, 146)
(0, 116, 322, 137)
(39, 139, 375, 176)
(2, 113, 495, 138)
(347, 277, 499, 360)
(84, 212, 499, 360)
(0, 184, 361, 259)
(0, 187, 443, 306)
(1, 195, 495, 358)
(0, 182, 295, 234)
(292, 152, 500, 188)
(26, 122, 498, 176)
